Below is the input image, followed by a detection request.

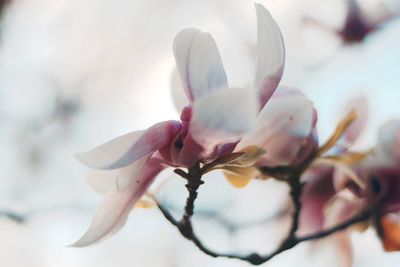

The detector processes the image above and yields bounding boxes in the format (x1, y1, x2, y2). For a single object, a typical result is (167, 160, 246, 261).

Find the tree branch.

(157, 158, 375, 265)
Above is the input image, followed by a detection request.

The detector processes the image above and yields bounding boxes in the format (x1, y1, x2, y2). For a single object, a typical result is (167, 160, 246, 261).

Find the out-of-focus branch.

(0, 0, 10, 18)
(0, 203, 93, 224)
(162, 201, 290, 234)
(0, 208, 25, 223)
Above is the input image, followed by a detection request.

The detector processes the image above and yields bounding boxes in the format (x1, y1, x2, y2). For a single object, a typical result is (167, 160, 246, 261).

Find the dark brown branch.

(157, 156, 376, 265)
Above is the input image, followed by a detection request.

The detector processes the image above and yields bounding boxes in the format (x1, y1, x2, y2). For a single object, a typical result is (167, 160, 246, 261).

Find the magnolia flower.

(335, 120, 400, 251)
(305, 0, 400, 45)
(295, 98, 368, 267)
(219, 87, 317, 187)
(73, 3, 285, 247)
(297, 116, 400, 267)
(299, 99, 368, 228)
(339, 0, 400, 44)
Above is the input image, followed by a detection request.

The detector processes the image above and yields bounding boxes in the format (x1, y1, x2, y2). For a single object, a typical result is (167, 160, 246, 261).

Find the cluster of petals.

(73, 3, 317, 247)
(299, 100, 400, 266)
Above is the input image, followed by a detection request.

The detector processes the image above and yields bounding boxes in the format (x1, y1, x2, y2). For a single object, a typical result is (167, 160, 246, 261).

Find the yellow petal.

(223, 166, 260, 188)
(135, 199, 155, 209)
(323, 150, 372, 165)
(202, 146, 265, 174)
(352, 221, 369, 232)
(224, 172, 252, 188)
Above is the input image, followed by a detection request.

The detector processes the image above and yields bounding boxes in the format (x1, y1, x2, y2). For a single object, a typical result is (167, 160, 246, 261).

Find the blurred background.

(0, 0, 400, 266)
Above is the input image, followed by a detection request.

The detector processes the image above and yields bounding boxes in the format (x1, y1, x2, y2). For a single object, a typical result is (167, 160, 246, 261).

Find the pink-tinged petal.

(375, 120, 400, 166)
(325, 195, 362, 228)
(254, 4, 285, 108)
(313, 157, 366, 192)
(189, 87, 258, 149)
(72, 158, 165, 247)
(332, 234, 353, 267)
(302, 170, 354, 267)
(239, 91, 314, 166)
(309, 234, 353, 267)
(343, 97, 368, 144)
(299, 168, 335, 235)
(334, 97, 368, 152)
(86, 169, 118, 194)
(86, 155, 151, 194)
(75, 121, 181, 170)
(173, 28, 228, 102)
(116, 155, 152, 191)
(170, 67, 189, 113)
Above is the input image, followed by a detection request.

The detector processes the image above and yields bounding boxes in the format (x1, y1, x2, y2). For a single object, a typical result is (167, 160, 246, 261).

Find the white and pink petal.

(173, 28, 228, 102)
(72, 158, 165, 247)
(75, 121, 181, 170)
(238, 90, 314, 166)
(189, 87, 258, 150)
(254, 4, 285, 108)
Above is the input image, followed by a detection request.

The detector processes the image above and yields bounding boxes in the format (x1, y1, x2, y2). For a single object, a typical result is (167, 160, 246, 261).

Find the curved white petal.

(116, 155, 152, 191)
(254, 4, 285, 107)
(173, 28, 228, 102)
(238, 92, 314, 166)
(75, 121, 181, 170)
(170, 67, 190, 113)
(72, 159, 164, 247)
(190, 87, 258, 147)
(86, 169, 119, 194)
(86, 155, 152, 194)
(343, 97, 368, 144)
(375, 120, 400, 166)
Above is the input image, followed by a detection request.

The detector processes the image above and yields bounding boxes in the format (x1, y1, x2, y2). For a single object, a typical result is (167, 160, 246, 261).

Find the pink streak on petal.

(72, 158, 165, 247)
(180, 105, 192, 140)
(75, 120, 181, 170)
(299, 167, 336, 235)
(376, 120, 400, 166)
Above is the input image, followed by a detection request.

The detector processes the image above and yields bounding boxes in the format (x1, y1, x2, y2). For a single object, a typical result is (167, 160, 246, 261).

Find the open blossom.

(339, 0, 400, 44)
(218, 87, 317, 187)
(73, 3, 286, 246)
(294, 98, 368, 267)
(305, 0, 399, 45)
(298, 114, 400, 266)
(339, 120, 400, 251)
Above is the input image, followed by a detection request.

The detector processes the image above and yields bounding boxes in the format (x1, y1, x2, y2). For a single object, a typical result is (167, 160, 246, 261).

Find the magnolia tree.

(73, 3, 400, 266)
